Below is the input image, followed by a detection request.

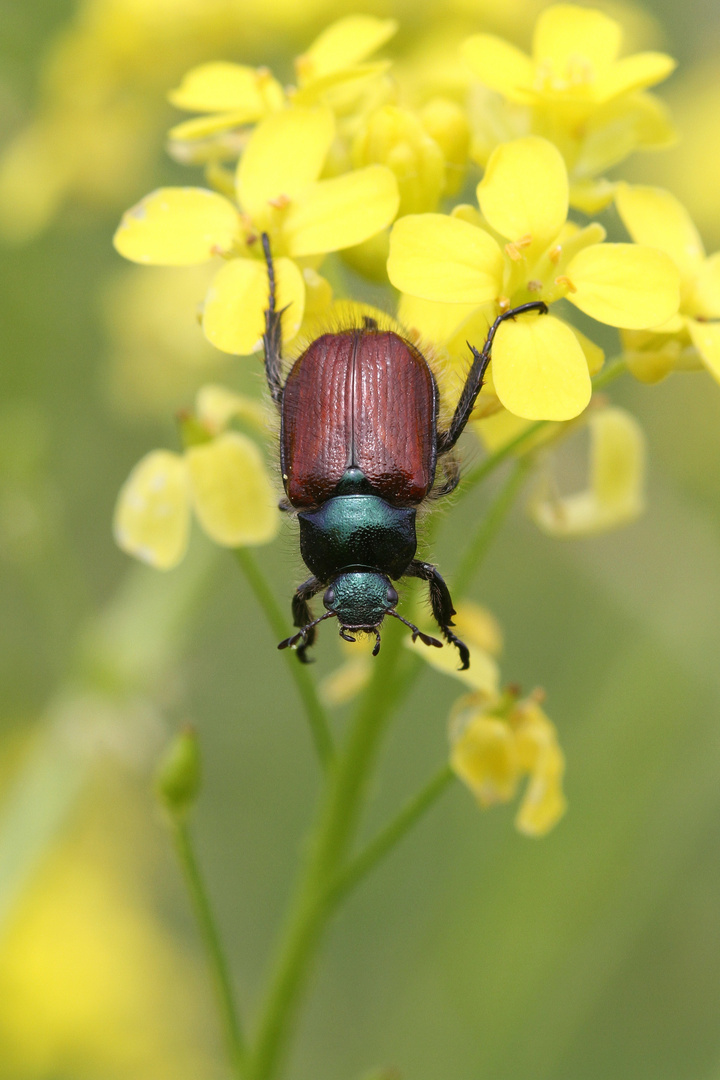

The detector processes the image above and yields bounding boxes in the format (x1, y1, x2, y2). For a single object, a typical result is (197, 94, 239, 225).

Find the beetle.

(261, 234, 546, 668)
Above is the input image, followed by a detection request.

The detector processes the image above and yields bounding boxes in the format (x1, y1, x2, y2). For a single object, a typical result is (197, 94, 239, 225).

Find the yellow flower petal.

(203, 255, 304, 355)
(472, 409, 560, 454)
(186, 433, 279, 547)
(406, 634, 500, 692)
(450, 715, 520, 805)
(615, 184, 704, 281)
(567, 243, 680, 329)
(461, 35, 535, 102)
(688, 319, 720, 383)
(320, 656, 372, 707)
(113, 188, 239, 266)
(168, 63, 283, 115)
(532, 5, 621, 75)
(113, 451, 189, 570)
(168, 111, 261, 142)
(513, 701, 567, 836)
(236, 106, 334, 223)
(388, 214, 503, 304)
(398, 293, 477, 346)
(570, 324, 605, 374)
(530, 407, 645, 536)
(195, 385, 268, 435)
(298, 16, 398, 82)
(283, 166, 399, 257)
(492, 314, 592, 421)
(570, 179, 617, 215)
(594, 52, 676, 102)
(693, 253, 720, 319)
(478, 136, 568, 251)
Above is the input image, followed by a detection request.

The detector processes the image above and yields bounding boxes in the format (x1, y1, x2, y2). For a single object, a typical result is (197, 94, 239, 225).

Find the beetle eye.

(323, 586, 336, 607)
(386, 585, 398, 606)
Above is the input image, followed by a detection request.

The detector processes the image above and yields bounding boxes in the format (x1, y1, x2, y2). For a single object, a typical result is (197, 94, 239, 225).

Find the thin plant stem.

(328, 765, 455, 907)
(248, 624, 406, 1080)
(233, 548, 334, 769)
(451, 457, 533, 598)
(172, 820, 246, 1079)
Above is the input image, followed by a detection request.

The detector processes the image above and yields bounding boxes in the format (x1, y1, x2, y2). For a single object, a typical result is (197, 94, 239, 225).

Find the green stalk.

(327, 765, 455, 907)
(234, 548, 334, 769)
(172, 820, 246, 1078)
(248, 625, 406, 1080)
(451, 457, 533, 598)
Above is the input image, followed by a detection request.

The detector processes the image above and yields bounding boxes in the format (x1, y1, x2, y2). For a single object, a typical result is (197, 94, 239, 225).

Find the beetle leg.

(283, 575, 323, 662)
(405, 560, 470, 670)
(261, 232, 285, 408)
(388, 609, 443, 650)
(278, 497, 294, 512)
(278, 610, 336, 659)
(437, 301, 548, 454)
(433, 455, 460, 499)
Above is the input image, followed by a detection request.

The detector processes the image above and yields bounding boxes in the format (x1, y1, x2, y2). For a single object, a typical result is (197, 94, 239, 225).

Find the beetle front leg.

(436, 301, 547, 454)
(261, 232, 285, 408)
(406, 560, 470, 670)
(285, 575, 323, 662)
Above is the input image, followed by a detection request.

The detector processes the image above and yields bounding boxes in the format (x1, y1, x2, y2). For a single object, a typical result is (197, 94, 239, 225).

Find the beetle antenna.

(388, 610, 443, 650)
(278, 610, 336, 653)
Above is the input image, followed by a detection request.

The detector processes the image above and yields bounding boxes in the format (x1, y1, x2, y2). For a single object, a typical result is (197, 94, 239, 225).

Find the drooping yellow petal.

(283, 166, 399, 257)
(236, 107, 334, 223)
(478, 136, 568, 251)
(530, 407, 645, 536)
(450, 714, 520, 805)
(406, 634, 500, 693)
(168, 63, 284, 115)
(532, 5, 622, 75)
(113, 451, 190, 570)
(388, 214, 503, 304)
(491, 314, 591, 421)
(513, 701, 567, 836)
(195, 385, 268, 435)
(297, 16, 398, 82)
(186, 433, 279, 547)
(615, 184, 704, 280)
(461, 35, 535, 102)
(203, 255, 304, 356)
(567, 243, 680, 329)
(688, 319, 720, 383)
(113, 188, 239, 266)
(594, 52, 677, 102)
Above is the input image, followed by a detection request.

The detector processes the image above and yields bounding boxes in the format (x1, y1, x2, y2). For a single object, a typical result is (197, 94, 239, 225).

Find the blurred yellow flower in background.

(450, 689, 567, 836)
(113, 385, 277, 568)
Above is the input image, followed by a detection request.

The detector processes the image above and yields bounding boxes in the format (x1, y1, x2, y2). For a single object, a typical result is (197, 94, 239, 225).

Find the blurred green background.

(1, 1, 720, 1078)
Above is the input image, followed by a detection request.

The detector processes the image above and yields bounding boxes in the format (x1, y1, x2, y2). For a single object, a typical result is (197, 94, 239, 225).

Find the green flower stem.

(171, 819, 246, 1079)
(249, 624, 406, 1080)
(327, 764, 455, 907)
(451, 457, 533, 598)
(233, 548, 334, 770)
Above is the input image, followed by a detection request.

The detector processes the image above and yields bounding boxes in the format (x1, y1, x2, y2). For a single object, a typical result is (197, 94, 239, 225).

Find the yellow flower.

(450, 690, 567, 836)
(462, 3, 676, 210)
(529, 406, 646, 536)
(388, 135, 680, 421)
(167, 15, 398, 150)
(113, 386, 277, 569)
(114, 105, 399, 355)
(615, 184, 720, 385)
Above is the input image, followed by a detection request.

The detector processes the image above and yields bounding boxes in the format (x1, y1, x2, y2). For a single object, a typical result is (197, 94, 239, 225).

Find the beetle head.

(323, 571, 398, 638)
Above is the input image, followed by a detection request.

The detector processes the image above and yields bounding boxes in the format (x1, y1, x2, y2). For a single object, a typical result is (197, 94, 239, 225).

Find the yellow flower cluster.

(108, 6, 720, 838)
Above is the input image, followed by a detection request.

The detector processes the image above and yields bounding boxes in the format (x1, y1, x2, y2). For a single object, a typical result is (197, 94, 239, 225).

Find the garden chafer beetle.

(262, 235, 545, 668)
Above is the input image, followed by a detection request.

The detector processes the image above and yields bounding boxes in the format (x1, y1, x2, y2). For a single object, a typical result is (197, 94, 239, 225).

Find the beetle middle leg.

(436, 301, 548, 455)
(406, 560, 470, 670)
(261, 232, 285, 408)
(276, 575, 325, 661)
